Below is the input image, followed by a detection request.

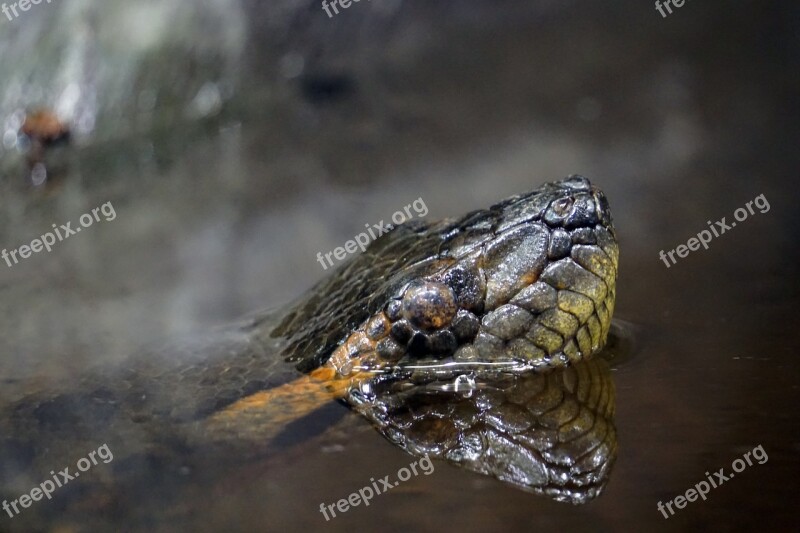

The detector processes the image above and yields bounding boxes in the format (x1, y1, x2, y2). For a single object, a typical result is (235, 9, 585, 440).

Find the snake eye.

(401, 282, 457, 331)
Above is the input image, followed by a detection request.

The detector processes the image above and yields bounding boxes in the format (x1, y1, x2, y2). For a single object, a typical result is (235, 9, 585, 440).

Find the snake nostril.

(552, 197, 574, 217)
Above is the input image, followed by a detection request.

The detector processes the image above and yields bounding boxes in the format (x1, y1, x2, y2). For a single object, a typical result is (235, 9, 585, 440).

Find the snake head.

(271, 175, 620, 501)
(274, 175, 618, 386)
(377, 175, 618, 378)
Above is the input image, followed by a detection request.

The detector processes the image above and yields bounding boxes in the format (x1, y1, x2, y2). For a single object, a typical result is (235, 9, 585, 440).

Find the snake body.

(0, 175, 619, 521)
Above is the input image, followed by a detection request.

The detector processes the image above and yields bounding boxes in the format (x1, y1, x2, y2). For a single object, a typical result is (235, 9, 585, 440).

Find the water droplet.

(454, 374, 476, 396)
(30, 163, 47, 187)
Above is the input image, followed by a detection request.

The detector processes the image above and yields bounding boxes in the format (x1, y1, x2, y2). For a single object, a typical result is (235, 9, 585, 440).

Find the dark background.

(0, 1, 797, 531)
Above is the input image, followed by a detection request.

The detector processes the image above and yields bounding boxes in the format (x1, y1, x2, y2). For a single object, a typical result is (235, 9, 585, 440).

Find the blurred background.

(0, 1, 797, 531)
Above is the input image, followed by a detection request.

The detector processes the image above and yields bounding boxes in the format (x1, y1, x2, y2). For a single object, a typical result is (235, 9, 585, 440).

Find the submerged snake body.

(0, 175, 619, 515)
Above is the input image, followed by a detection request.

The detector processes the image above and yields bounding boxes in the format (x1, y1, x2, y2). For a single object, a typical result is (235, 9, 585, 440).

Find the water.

(0, 1, 797, 531)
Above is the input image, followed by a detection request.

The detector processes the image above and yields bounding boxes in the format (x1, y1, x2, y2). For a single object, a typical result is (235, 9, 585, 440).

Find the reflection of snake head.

(356, 356, 617, 504)
(274, 175, 618, 388)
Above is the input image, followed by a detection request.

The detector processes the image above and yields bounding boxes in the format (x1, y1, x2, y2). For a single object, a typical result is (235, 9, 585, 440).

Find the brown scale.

(312, 310, 395, 386)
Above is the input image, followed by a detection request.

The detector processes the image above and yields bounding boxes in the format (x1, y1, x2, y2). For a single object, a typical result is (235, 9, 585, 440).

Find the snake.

(0, 175, 620, 526)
